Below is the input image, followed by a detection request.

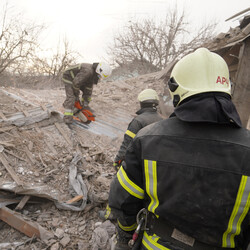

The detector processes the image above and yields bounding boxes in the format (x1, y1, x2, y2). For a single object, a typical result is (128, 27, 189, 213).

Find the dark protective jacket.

(109, 94, 250, 250)
(62, 63, 99, 102)
(114, 107, 163, 162)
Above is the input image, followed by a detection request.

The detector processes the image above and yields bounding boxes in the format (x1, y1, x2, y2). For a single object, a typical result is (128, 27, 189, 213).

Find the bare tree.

(30, 37, 80, 78)
(0, 3, 45, 75)
(108, 6, 217, 71)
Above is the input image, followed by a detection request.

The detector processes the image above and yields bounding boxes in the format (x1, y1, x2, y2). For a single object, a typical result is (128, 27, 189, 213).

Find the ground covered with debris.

(0, 73, 165, 249)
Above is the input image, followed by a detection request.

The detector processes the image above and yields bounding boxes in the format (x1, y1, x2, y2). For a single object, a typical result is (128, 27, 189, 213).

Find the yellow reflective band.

(118, 220, 137, 231)
(145, 160, 159, 216)
(103, 74, 108, 78)
(62, 78, 73, 84)
(105, 204, 111, 219)
(222, 175, 250, 248)
(142, 231, 170, 250)
(70, 70, 75, 79)
(65, 64, 81, 71)
(64, 112, 73, 116)
(117, 166, 144, 199)
(125, 130, 136, 138)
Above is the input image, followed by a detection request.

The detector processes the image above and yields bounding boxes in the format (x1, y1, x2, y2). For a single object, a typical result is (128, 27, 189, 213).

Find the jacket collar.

(170, 93, 242, 128)
(136, 107, 157, 115)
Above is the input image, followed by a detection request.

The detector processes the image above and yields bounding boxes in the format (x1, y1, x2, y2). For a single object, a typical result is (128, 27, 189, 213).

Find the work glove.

(113, 160, 123, 172)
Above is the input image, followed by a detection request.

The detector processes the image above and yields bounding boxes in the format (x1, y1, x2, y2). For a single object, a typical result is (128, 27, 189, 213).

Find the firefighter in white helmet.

(62, 62, 112, 124)
(99, 89, 163, 221)
(108, 48, 250, 250)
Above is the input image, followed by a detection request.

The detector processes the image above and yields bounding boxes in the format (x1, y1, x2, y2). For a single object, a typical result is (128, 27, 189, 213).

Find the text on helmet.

(216, 76, 229, 86)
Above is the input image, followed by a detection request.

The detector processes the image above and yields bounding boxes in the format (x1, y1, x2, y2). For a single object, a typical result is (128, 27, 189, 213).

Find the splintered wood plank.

(24, 147, 35, 164)
(0, 206, 53, 241)
(0, 126, 14, 133)
(0, 152, 22, 185)
(66, 195, 83, 204)
(54, 122, 72, 146)
(41, 104, 47, 111)
(0, 111, 7, 121)
(11, 130, 35, 164)
(15, 195, 31, 211)
(22, 110, 29, 117)
(4, 149, 28, 162)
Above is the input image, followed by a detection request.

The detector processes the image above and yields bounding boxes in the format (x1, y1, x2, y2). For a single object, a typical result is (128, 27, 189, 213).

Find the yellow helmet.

(168, 48, 231, 107)
(138, 89, 159, 104)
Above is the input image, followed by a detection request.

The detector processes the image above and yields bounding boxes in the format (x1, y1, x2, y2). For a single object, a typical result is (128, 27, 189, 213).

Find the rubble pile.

(0, 73, 165, 249)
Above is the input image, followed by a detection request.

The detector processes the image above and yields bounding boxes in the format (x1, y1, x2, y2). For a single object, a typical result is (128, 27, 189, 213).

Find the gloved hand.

(113, 160, 123, 172)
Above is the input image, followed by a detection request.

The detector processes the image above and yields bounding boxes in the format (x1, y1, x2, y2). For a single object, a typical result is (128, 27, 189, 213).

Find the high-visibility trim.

(118, 220, 137, 231)
(70, 70, 75, 79)
(64, 112, 74, 115)
(142, 231, 170, 250)
(64, 110, 73, 116)
(145, 160, 159, 215)
(81, 97, 92, 102)
(222, 175, 250, 248)
(86, 87, 92, 91)
(62, 78, 73, 84)
(117, 166, 144, 199)
(65, 64, 81, 71)
(104, 204, 111, 219)
(125, 130, 136, 138)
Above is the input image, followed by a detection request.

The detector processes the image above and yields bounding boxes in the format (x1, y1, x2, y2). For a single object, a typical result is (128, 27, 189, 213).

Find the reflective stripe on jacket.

(114, 107, 163, 162)
(109, 117, 250, 249)
(62, 63, 97, 101)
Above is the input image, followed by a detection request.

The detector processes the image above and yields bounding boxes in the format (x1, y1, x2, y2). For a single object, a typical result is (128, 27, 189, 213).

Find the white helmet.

(96, 62, 112, 79)
(138, 89, 159, 104)
(168, 48, 231, 107)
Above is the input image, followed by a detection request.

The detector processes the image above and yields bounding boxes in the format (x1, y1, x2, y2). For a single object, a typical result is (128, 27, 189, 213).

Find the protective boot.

(111, 234, 131, 250)
(63, 114, 73, 124)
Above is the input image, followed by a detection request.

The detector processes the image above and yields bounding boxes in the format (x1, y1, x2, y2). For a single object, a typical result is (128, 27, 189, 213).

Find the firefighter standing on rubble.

(99, 88, 163, 221)
(113, 88, 163, 171)
(62, 62, 112, 124)
(108, 48, 250, 250)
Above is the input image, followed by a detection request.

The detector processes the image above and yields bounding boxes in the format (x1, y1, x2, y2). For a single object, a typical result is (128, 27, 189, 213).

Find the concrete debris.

(91, 220, 116, 250)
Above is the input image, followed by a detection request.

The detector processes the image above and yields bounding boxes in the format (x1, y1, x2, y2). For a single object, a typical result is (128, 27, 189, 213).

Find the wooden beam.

(0, 111, 7, 121)
(15, 195, 31, 211)
(0, 206, 53, 241)
(225, 7, 250, 21)
(0, 152, 22, 185)
(54, 122, 72, 146)
(22, 110, 29, 117)
(0, 126, 14, 133)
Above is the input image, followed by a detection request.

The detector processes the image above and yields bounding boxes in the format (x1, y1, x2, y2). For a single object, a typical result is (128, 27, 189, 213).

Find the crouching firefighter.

(108, 48, 250, 250)
(62, 62, 112, 124)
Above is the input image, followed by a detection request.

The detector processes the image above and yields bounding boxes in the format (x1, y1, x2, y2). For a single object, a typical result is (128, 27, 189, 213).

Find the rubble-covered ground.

(0, 72, 166, 250)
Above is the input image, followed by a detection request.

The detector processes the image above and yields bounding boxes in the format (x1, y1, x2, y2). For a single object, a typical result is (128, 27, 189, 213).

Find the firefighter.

(62, 62, 112, 124)
(108, 48, 250, 250)
(99, 89, 163, 221)
(113, 88, 163, 171)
